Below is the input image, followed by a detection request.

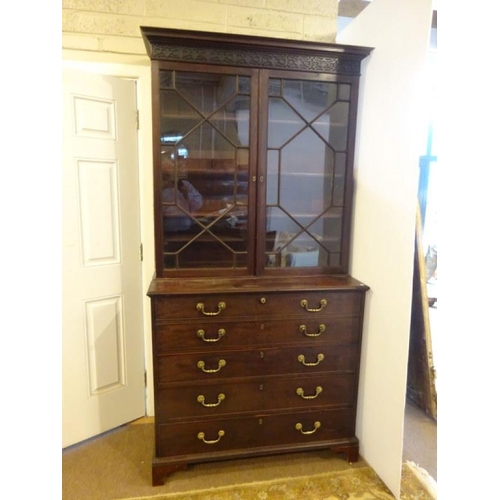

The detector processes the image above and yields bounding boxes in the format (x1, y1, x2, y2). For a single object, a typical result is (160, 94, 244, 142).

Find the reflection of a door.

(62, 68, 145, 448)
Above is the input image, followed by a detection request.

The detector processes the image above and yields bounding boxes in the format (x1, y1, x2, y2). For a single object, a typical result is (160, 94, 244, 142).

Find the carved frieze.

(151, 44, 362, 76)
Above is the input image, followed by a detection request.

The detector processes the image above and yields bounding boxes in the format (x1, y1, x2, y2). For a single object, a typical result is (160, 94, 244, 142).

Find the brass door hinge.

(136, 109, 140, 130)
(144, 370, 147, 387)
(140, 243, 143, 261)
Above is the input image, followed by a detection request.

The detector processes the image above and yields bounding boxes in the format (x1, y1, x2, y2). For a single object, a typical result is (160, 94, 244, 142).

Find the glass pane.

(269, 79, 281, 96)
(175, 72, 236, 116)
(312, 101, 350, 151)
(209, 95, 250, 147)
(266, 150, 279, 205)
(236, 149, 250, 205)
(281, 128, 334, 219)
(282, 80, 338, 122)
(307, 208, 343, 253)
(160, 90, 203, 143)
(268, 98, 306, 148)
(238, 76, 251, 95)
(265, 207, 303, 268)
(159, 71, 252, 272)
(338, 84, 350, 101)
(160, 70, 173, 89)
(265, 76, 350, 271)
(333, 152, 346, 206)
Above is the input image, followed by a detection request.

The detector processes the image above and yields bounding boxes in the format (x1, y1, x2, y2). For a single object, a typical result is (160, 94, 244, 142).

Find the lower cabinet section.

(148, 277, 368, 486)
(156, 408, 356, 457)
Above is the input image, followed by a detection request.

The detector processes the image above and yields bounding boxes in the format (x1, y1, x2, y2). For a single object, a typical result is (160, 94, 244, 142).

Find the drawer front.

(156, 408, 355, 457)
(155, 321, 260, 352)
(155, 315, 361, 352)
(259, 315, 360, 346)
(156, 344, 358, 383)
(155, 373, 357, 421)
(153, 291, 362, 321)
(262, 292, 361, 318)
(154, 294, 258, 321)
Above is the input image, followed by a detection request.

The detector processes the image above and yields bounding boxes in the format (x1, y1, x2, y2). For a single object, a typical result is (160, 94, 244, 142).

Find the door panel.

(155, 65, 258, 276)
(258, 71, 354, 273)
(62, 69, 145, 448)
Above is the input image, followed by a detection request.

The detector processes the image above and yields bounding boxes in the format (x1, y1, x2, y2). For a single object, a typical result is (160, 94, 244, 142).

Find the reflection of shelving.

(165, 232, 247, 245)
(267, 213, 342, 220)
(266, 172, 345, 177)
(268, 119, 348, 126)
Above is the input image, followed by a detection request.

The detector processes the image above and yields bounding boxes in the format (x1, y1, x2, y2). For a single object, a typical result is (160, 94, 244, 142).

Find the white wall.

(337, 0, 432, 497)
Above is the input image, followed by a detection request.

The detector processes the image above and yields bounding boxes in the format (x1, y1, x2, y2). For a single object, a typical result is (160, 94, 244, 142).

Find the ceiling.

(338, 0, 437, 28)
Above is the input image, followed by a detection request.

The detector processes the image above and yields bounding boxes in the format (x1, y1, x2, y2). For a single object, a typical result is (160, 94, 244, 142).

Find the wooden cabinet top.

(148, 274, 369, 296)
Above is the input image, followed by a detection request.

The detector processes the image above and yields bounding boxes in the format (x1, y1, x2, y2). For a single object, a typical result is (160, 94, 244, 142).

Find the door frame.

(62, 60, 156, 417)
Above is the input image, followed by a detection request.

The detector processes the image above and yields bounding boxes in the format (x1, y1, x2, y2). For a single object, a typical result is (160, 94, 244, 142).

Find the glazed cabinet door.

(153, 62, 259, 277)
(256, 70, 360, 275)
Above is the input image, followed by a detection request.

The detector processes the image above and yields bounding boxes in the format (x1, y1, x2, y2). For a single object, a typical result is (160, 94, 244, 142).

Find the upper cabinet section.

(141, 27, 373, 279)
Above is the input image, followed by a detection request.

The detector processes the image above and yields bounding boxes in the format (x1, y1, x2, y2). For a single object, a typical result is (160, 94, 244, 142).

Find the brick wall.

(62, 0, 338, 56)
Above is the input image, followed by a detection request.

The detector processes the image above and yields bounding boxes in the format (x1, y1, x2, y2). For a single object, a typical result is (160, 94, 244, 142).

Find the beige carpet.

(62, 420, 434, 500)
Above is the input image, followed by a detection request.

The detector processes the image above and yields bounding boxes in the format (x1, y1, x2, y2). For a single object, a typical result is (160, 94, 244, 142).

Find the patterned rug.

(121, 463, 435, 500)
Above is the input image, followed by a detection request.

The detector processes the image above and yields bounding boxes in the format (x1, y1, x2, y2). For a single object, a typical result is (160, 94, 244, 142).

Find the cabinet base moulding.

(151, 438, 359, 486)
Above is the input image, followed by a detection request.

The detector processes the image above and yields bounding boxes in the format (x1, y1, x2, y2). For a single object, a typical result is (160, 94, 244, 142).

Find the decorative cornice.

(141, 28, 373, 77)
(151, 43, 362, 76)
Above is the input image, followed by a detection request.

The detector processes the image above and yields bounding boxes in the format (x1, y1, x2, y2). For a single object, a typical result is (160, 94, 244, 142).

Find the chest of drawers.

(148, 276, 369, 485)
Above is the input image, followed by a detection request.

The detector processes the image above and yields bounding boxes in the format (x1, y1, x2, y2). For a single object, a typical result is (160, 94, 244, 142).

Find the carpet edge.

(403, 461, 437, 499)
(114, 466, 381, 500)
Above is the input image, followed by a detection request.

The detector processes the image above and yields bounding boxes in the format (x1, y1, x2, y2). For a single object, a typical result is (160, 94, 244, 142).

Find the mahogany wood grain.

(154, 315, 361, 352)
(142, 27, 371, 486)
(155, 372, 357, 421)
(156, 408, 355, 457)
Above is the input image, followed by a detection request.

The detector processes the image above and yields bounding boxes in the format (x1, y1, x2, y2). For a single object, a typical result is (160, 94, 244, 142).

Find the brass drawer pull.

(300, 299, 327, 312)
(299, 324, 326, 337)
(296, 386, 323, 399)
(197, 301, 226, 316)
(197, 430, 225, 444)
(197, 393, 226, 407)
(197, 359, 226, 373)
(295, 421, 321, 435)
(197, 328, 226, 342)
(298, 353, 324, 366)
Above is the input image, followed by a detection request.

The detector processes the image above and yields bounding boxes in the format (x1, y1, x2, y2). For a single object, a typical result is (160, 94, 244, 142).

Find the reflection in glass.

(160, 90, 203, 141)
(338, 84, 351, 101)
(266, 150, 279, 205)
(268, 98, 305, 148)
(282, 80, 338, 122)
(159, 70, 173, 89)
(209, 95, 250, 147)
(159, 70, 251, 271)
(312, 101, 349, 150)
(176, 73, 236, 116)
(238, 76, 251, 95)
(333, 153, 346, 206)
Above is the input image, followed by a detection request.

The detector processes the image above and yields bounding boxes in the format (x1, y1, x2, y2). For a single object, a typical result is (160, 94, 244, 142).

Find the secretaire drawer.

(156, 344, 358, 383)
(155, 373, 357, 421)
(153, 294, 258, 321)
(156, 407, 355, 457)
(153, 291, 362, 321)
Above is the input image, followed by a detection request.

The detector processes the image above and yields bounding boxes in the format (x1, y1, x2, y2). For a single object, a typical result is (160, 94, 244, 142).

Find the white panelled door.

(62, 68, 145, 448)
